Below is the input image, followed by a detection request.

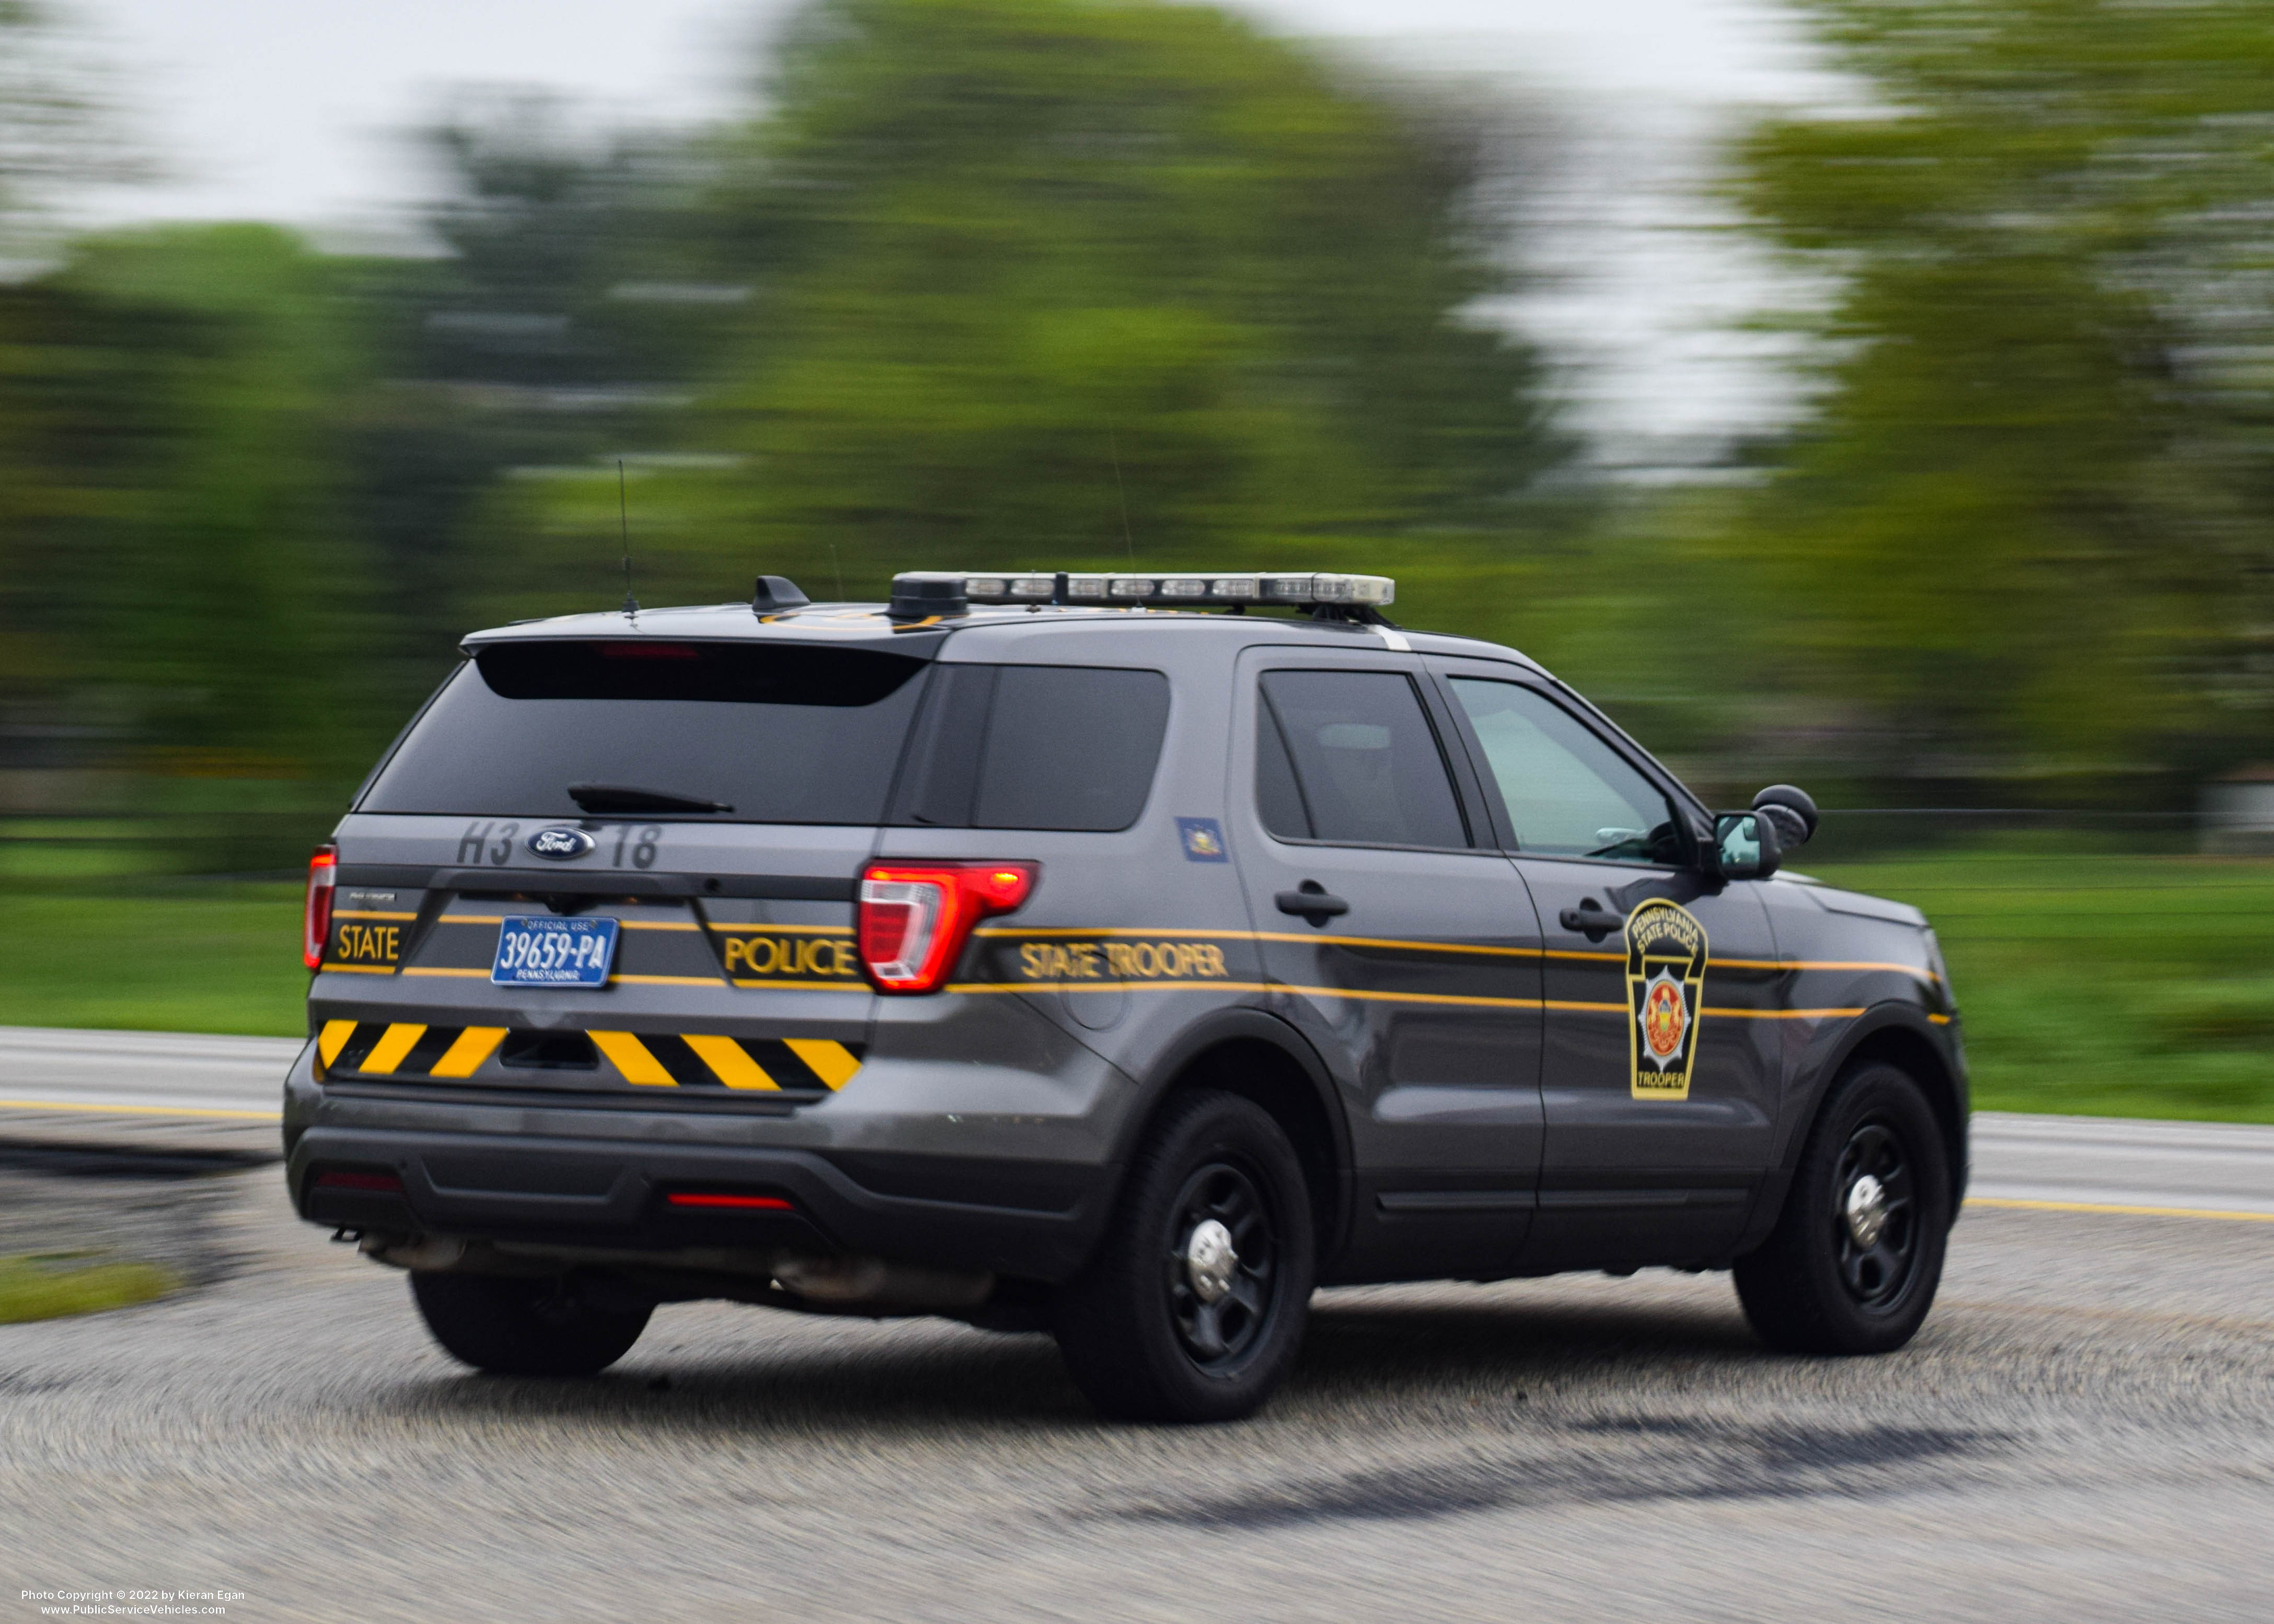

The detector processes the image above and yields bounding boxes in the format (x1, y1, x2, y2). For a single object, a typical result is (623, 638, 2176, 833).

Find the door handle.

(1276, 883, 1350, 926)
(1559, 901, 1624, 942)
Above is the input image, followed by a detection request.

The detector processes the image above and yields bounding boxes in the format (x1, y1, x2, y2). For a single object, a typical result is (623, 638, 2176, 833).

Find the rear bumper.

(289, 1123, 1108, 1282)
(281, 1013, 1132, 1283)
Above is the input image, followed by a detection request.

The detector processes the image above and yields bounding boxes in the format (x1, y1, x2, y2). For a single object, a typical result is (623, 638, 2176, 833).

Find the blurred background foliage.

(3, 0, 2274, 1111)
(13, 0, 2272, 836)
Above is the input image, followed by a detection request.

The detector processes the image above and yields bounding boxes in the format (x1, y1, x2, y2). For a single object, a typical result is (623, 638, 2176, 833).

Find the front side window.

(1446, 678, 1680, 865)
(1257, 669, 1468, 849)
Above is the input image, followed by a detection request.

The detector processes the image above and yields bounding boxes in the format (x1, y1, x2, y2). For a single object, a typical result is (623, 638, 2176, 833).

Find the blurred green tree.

(42, 227, 381, 779)
(349, 95, 728, 674)
(533, 0, 1568, 606)
(1728, 0, 2274, 792)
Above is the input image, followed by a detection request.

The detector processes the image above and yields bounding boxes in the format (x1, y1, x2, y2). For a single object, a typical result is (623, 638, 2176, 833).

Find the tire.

(1735, 1062, 1953, 1355)
(410, 1271, 652, 1377)
(1054, 1089, 1315, 1423)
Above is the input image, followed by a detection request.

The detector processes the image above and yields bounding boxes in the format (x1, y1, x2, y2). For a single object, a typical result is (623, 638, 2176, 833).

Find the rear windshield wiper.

(567, 782, 735, 815)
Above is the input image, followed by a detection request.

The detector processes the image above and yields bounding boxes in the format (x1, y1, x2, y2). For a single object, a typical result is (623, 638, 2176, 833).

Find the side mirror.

(1711, 810, 1781, 881)
(1752, 783, 1818, 849)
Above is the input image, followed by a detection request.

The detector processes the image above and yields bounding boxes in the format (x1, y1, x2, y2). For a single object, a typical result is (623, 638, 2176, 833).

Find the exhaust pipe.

(772, 1254, 995, 1312)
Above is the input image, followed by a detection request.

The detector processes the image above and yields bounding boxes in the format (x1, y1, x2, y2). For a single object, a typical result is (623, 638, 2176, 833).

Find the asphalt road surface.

(3, 1029, 2272, 1623)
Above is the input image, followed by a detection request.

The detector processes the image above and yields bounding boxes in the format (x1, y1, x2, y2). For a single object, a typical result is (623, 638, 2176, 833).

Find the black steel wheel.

(1055, 1089, 1314, 1422)
(1165, 1162, 1277, 1371)
(411, 1271, 652, 1377)
(1735, 1062, 1952, 1355)
(1832, 1121, 1919, 1309)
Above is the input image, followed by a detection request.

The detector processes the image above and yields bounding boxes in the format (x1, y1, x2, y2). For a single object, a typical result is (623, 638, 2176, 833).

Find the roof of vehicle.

(459, 600, 1549, 674)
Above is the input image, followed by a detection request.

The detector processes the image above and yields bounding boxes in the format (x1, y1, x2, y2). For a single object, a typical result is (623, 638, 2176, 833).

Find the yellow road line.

(0, 1099, 281, 1121)
(1969, 1196, 2274, 1224)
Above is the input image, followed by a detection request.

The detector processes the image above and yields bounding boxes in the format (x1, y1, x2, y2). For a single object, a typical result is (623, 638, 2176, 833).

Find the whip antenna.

(617, 459, 638, 617)
(1110, 428, 1135, 564)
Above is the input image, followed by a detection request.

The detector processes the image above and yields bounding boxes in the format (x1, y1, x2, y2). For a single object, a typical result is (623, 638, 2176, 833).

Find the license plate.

(491, 916, 619, 988)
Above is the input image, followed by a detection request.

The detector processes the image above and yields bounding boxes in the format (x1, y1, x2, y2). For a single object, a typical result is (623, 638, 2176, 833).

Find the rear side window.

(1257, 670, 1469, 849)
(893, 665, 1170, 832)
(361, 641, 928, 823)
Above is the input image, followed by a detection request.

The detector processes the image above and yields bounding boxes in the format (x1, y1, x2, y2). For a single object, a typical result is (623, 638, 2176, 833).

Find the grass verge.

(1807, 844, 2274, 1124)
(4, 845, 2272, 1121)
(0, 884, 306, 1036)
(0, 1253, 178, 1324)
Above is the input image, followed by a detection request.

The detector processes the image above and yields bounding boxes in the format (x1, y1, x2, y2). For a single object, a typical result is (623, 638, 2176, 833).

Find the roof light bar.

(899, 571, 1394, 610)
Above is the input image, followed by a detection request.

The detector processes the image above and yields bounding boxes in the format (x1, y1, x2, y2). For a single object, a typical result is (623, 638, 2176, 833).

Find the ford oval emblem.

(526, 826, 596, 861)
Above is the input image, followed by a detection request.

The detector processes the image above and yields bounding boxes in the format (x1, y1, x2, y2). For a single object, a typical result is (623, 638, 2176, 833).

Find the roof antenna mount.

(617, 459, 639, 619)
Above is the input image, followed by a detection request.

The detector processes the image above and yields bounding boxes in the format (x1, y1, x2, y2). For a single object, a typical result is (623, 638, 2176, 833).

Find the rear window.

(892, 664, 1170, 832)
(360, 641, 929, 823)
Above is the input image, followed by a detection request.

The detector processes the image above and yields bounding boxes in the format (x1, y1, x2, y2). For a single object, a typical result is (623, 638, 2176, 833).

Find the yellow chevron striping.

(317, 1020, 358, 1066)
(683, 1034, 777, 1090)
(430, 1027, 508, 1078)
(362, 1023, 428, 1074)
(588, 1030, 676, 1087)
(783, 1039, 862, 1089)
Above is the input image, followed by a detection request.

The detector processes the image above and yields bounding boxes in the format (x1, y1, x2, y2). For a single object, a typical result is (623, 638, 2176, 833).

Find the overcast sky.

(65, 0, 1843, 456)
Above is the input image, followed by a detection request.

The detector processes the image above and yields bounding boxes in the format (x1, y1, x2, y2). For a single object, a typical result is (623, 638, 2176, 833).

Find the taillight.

(857, 862, 1036, 994)
(303, 843, 337, 971)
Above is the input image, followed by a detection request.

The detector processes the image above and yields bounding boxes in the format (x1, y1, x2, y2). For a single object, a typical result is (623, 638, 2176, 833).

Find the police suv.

(290, 569, 1965, 1422)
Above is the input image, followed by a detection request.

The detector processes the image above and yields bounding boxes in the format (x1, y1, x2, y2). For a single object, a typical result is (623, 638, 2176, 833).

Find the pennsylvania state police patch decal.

(1624, 898, 1707, 1100)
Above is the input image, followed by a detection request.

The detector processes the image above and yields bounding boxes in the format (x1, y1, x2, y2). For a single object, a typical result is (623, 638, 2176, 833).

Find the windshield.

(360, 640, 930, 824)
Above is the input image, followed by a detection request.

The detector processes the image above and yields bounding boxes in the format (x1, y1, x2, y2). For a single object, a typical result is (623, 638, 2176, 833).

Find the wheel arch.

(1117, 1008, 1355, 1264)
(1813, 1005, 1970, 1206)
(1736, 1003, 1969, 1261)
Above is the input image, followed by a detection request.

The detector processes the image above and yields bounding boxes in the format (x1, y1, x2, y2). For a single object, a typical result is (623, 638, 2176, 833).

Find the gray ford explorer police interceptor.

(289, 568, 1966, 1422)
